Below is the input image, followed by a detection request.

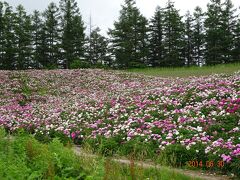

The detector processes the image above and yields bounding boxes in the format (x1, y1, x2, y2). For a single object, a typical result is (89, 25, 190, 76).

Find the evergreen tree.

(31, 10, 43, 68)
(2, 2, 16, 70)
(109, 0, 148, 68)
(43, 2, 60, 68)
(204, 0, 223, 65)
(0, 2, 4, 68)
(86, 27, 108, 65)
(60, 0, 85, 68)
(233, 19, 240, 62)
(15, 5, 32, 69)
(71, 15, 85, 60)
(148, 6, 164, 67)
(221, 0, 237, 63)
(192, 6, 205, 66)
(0, 0, 239, 69)
(162, 0, 185, 67)
(38, 25, 48, 68)
(184, 11, 194, 66)
(137, 14, 149, 66)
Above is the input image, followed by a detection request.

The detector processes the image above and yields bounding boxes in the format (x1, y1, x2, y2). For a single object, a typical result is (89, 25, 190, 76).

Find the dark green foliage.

(119, 138, 158, 159)
(192, 6, 205, 66)
(233, 20, 240, 62)
(205, 0, 223, 65)
(2, 2, 16, 70)
(184, 11, 194, 66)
(148, 6, 164, 67)
(109, 0, 148, 68)
(221, 0, 237, 64)
(60, 0, 85, 68)
(86, 27, 110, 65)
(0, 2, 4, 68)
(162, 0, 185, 67)
(15, 5, 32, 70)
(204, 0, 238, 65)
(71, 15, 85, 59)
(31, 10, 43, 68)
(70, 59, 91, 69)
(42, 2, 60, 68)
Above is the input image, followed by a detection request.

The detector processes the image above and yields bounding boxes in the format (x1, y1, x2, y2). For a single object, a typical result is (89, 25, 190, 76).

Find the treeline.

(0, 0, 240, 70)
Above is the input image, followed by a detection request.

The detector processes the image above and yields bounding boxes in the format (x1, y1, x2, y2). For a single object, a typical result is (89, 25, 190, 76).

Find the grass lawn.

(126, 63, 240, 77)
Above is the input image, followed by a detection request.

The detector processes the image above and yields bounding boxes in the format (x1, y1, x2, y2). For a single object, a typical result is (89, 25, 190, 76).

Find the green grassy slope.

(126, 63, 240, 77)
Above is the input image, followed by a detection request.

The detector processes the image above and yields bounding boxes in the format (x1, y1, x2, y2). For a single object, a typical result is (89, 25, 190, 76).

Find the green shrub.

(98, 138, 119, 156)
(93, 62, 106, 69)
(119, 138, 157, 160)
(129, 62, 147, 69)
(0, 132, 87, 179)
(159, 144, 197, 167)
(70, 59, 91, 69)
(45, 64, 58, 70)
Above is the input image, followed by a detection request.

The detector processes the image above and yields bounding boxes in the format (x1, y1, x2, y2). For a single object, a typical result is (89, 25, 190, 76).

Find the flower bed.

(0, 69, 239, 176)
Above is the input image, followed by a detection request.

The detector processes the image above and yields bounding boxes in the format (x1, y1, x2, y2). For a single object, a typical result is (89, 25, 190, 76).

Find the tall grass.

(126, 63, 240, 77)
(78, 151, 202, 180)
(0, 128, 201, 179)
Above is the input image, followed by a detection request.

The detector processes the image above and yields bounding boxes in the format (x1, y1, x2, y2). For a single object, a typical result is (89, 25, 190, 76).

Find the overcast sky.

(5, 0, 240, 35)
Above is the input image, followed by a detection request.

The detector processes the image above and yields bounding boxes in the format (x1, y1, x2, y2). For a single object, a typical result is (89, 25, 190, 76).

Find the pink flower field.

(0, 69, 239, 173)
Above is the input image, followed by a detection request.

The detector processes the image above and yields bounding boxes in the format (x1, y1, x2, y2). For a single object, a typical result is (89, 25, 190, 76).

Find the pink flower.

(221, 154, 232, 163)
(63, 130, 69, 135)
(201, 137, 208, 141)
(231, 148, 240, 156)
(71, 132, 76, 139)
(136, 128, 142, 133)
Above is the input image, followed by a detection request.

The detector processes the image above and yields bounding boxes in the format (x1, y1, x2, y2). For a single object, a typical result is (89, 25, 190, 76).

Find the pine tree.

(14, 5, 32, 69)
(38, 26, 48, 68)
(192, 6, 205, 66)
(184, 11, 194, 66)
(43, 2, 60, 68)
(162, 0, 185, 67)
(86, 27, 108, 65)
(31, 10, 43, 68)
(137, 14, 149, 66)
(233, 19, 240, 62)
(71, 15, 85, 60)
(205, 0, 223, 65)
(2, 2, 16, 70)
(221, 0, 237, 63)
(109, 0, 148, 68)
(0, 2, 4, 68)
(148, 6, 164, 67)
(60, 0, 85, 68)
(109, 0, 134, 68)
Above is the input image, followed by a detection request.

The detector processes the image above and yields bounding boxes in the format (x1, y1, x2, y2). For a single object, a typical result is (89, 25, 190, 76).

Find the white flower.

(186, 146, 190, 150)
(197, 126, 202, 132)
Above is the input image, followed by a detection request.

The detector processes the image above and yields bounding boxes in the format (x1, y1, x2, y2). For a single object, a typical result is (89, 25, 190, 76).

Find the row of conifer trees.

(0, 0, 239, 69)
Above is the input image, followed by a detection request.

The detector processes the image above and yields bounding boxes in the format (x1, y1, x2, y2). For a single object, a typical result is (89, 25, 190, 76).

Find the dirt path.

(73, 146, 231, 180)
